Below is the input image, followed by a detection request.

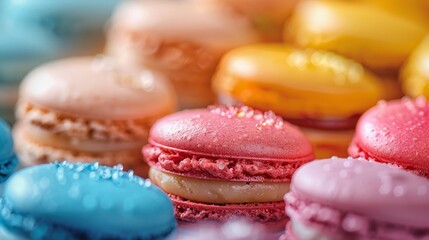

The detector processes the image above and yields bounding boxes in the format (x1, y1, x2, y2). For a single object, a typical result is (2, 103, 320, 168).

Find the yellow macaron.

(401, 36, 429, 98)
(284, 1, 427, 71)
(213, 44, 384, 158)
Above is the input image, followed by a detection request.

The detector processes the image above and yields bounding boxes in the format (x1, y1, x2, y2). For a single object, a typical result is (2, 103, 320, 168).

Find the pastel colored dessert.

(282, 158, 429, 240)
(200, 0, 298, 41)
(0, 25, 59, 123)
(349, 97, 429, 177)
(1, 0, 119, 55)
(401, 36, 429, 98)
(107, 0, 260, 109)
(176, 219, 271, 240)
(284, 1, 427, 72)
(0, 120, 18, 182)
(364, 0, 429, 25)
(14, 56, 177, 177)
(213, 44, 384, 158)
(143, 105, 315, 226)
(0, 161, 176, 239)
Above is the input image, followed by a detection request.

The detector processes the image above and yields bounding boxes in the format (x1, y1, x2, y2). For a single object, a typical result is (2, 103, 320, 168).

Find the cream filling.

(18, 123, 146, 153)
(291, 219, 337, 240)
(149, 168, 290, 204)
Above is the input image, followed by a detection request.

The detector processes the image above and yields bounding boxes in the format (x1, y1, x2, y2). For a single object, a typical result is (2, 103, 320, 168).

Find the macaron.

(1, 0, 119, 55)
(143, 105, 314, 226)
(106, 0, 260, 109)
(0, 161, 176, 239)
(349, 97, 429, 177)
(200, 0, 298, 41)
(212, 44, 384, 158)
(0, 25, 59, 123)
(14, 56, 177, 177)
(401, 36, 429, 98)
(284, 1, 427, 72)
(283, 158, 429, 240)
(0, 120, 18, 182)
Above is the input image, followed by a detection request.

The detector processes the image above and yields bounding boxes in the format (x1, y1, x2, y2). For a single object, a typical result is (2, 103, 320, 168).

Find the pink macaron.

(349, 97, 429, 177)
(283, 157, 429, 240)
(143, 105, 314, 226)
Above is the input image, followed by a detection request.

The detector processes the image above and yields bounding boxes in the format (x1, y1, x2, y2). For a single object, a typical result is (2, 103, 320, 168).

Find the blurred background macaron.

(401, 36, 429, 98)
(213, 44, 384, 158)
(1, 0, 120, 56)
(200, 0, 299, 41)
(13, 56, 177, 177)
(283, 158, 429, 240)
(0, 25, 60, 123)
(106, 0, 260, 109)
(0, 120, 18, 183)
(0, 161, 176, 239)
(349, 97, 429, 177)
(144, 105, 314, 227)
(284, 1, 428, 74)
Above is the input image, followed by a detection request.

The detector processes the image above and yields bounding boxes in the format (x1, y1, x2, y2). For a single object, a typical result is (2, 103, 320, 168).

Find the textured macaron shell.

(353, 98, 429, 174)
(291, 158, 429, 228)
(149, 106, 314, 161)
(111, 0, 259, 51)
(19, 57, 176, 120)
(3, 162, 175, 237)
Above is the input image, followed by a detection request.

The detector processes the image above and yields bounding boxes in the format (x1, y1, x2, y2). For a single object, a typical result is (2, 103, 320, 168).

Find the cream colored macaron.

(14, 56, 177, 177)
(106, 0, 260, 109)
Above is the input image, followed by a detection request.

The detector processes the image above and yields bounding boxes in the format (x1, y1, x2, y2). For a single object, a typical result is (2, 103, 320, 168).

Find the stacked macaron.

(0, 161, 176, 239)
(213, 44, 384, 158)
(282, 158, 429, 240)
(106, 0, 260, 109)
(14, 56, 177, 176)
(143, 105, 314, 226)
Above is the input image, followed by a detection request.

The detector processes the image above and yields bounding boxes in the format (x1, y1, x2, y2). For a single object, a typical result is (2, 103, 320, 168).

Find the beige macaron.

(106, 0, 260, 109)
(14, 56, 177, 177)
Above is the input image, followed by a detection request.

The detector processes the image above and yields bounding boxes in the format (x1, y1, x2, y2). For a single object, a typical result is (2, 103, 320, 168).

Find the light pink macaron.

(283, 157, 429, 240)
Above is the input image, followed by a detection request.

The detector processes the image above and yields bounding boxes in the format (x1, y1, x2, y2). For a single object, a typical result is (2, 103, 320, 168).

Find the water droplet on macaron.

(379, 184, 391, 195)
(393, 185, 406, 197)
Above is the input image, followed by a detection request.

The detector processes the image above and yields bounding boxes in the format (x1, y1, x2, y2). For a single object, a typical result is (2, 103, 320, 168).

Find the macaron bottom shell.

(13, 124, 149, 177)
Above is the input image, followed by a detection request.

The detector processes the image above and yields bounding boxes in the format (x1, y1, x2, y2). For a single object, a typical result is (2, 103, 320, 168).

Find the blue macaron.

(0, 119, 18, 182)
(0, 161, 176, 240)
(1, 0, 119, 54)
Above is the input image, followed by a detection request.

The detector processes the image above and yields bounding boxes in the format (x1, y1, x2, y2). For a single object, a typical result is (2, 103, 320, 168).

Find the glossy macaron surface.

(285, 1, 427, 70)
(149, 105, 314, 161)
(213, 44, 383, 119)
(19, 57, 176, 120)
(291, 158, 429, 228)
(1, 162, 175, 238)
(352, 98, 429, 175)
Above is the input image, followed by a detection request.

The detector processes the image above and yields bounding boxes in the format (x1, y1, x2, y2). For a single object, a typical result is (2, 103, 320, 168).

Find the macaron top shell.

(285, 1, 427, 70)
(2, 161, 175, 238)
(213, 44, 383, 119)
(149, 105, 314, 161)
(19, 57, 176, 120)
(292, 158, 429, 228)
(111, 0, 259, 51)
(353, 98, 429, 174)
